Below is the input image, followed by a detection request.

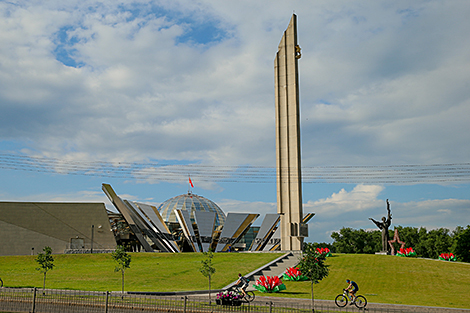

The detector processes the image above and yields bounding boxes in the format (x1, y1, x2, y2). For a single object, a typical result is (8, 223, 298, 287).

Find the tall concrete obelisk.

(274, 14, 304, 251)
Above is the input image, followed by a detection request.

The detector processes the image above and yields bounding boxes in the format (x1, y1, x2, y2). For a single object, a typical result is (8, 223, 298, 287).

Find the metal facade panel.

(133, 202, 180, 252)
(102, 184, 154, 252)
(175, 209, 200, 252)
(125, 201, 174, 252)
(265, 226, 281, 251)
(194, 211, 216, 252)
(303, 213, 315, 223)
(215, 213, 259, 252)
(0, 202, 116, 256)
(250, 214, 280, 251)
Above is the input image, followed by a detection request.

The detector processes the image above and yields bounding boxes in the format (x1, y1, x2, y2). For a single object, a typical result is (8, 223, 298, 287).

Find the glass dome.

(157, 192, 226, 229)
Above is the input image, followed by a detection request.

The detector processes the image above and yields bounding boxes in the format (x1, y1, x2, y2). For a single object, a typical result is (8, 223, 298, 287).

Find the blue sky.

(1, 0, 470, 243)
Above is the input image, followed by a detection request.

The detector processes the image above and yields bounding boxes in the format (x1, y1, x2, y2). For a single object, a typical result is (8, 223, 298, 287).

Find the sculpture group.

(369, 200, 392, 253)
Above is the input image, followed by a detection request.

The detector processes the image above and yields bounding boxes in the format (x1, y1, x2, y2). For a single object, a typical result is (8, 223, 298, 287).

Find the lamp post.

(91, 225, 94, 254)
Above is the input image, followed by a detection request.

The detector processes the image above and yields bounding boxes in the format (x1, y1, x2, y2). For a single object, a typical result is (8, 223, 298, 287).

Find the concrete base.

(64, 249, 115, 254)
(375, 251, 390, 255)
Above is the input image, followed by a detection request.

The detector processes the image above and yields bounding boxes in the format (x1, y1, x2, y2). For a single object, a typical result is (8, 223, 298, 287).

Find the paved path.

(189, 293, 469, 313)
(252, 296, 470, 313)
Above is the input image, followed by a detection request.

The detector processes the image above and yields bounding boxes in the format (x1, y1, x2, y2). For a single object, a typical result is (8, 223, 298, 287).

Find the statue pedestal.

(375, 251, 389, 255)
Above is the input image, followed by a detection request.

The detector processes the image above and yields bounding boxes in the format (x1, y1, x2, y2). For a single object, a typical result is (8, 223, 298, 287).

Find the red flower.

(285, 267, 302, 278)
(255, 275, 284, 290)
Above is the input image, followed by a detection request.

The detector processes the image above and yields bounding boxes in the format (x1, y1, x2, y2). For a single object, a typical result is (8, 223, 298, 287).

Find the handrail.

(223, 252, 298, 289)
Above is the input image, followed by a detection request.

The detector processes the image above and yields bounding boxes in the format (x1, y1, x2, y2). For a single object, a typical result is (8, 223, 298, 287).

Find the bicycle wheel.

(0, 278, 3, 287)
(354, 295, 367, 309)
(335, 294, 348, 307)
(245, 291, 255, 302)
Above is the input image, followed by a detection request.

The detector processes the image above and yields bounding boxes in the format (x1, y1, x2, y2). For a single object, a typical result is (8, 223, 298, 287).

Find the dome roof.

(157, 193, 226, 228)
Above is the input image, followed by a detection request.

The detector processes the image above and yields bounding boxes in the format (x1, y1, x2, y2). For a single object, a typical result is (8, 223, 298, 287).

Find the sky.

(1, 0, 470, 243)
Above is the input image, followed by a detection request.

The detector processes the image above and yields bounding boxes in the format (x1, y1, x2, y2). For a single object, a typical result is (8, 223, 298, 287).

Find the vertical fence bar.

(105, 291, 109, 313)
(31, 287, 37, 313)
(0, 287, 460, 313)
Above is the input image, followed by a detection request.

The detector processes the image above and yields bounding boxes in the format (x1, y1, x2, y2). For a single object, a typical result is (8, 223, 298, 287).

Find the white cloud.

(2, 1, 470, 169)
(217, 199, 276, 225)
(306, 185, 385, 217)
(306, 187, 470, 242)
(1, 1, 470, 245)
(391, 199, 470, 228)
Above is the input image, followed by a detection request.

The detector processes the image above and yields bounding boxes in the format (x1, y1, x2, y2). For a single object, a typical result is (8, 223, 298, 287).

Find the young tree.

(199, 251, 216, 304)
(297, 243, 330, 312)
(112, 245, 132, 294)
(35, 246, 55, 292)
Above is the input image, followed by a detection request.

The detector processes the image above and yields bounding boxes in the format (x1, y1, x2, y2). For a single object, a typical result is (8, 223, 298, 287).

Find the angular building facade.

(0, 202, 116, 256)
(103, 184, 280, 253)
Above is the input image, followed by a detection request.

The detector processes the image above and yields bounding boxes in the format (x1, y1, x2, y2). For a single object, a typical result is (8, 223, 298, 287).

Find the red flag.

(189, 177, 194, 188)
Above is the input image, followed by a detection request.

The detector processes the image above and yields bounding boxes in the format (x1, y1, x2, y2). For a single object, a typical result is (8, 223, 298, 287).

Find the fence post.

(105, 291, 109, 313)
(31, 287, 37, 313)
(183, 296, 187, 313)
(269, 301, 273, 313)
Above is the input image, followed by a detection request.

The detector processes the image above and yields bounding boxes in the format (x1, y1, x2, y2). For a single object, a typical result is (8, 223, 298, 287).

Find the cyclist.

(345, 279, 359, 304)
(236, 273, 249, 298)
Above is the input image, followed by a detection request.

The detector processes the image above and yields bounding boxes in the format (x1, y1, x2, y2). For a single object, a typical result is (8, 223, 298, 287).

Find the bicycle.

(229, 285, 255, 302)
(335, 289, 367, 309)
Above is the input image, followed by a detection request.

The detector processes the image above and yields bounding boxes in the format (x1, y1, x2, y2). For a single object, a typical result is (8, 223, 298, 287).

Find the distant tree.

(199, 251, 216, 304)
(35, 246, 55, 292)
(297, 243, 329, 312)
(452, 225, 470, 262)
(366, 229, 383, 253)
(112, 246, 132, 294)
(306, 242, 335, 253)
(331, 228, 381, 254)
(412, 227, 429, 257)
(425, 228, 453, 258)
(332, 225, 459, 258)
(331, 228, 355, 253)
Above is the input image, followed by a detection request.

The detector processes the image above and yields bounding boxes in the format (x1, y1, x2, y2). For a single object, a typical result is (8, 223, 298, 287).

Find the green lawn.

(1, 252, 469, 309)
(0, 252, 282, 291)
(269, 254, 470, 309)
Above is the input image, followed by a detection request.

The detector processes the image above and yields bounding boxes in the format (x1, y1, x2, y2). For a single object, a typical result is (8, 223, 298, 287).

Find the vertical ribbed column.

(274, 14, 303, 251)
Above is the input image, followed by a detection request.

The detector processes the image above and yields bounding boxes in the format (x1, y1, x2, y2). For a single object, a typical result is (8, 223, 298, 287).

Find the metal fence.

(0, 287, 465, 313)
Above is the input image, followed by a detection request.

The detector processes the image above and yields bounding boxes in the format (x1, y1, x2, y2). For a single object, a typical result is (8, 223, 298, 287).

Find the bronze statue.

(369, 199, 392, 252)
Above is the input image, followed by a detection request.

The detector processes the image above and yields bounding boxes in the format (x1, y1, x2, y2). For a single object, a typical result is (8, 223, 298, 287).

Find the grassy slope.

(0, 252, 282, 292)
(272, 254, 470, 309)
(1, 253, 469, 308)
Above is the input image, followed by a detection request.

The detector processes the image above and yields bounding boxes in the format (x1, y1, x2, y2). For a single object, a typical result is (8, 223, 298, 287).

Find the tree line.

(309, 225, 470, 262)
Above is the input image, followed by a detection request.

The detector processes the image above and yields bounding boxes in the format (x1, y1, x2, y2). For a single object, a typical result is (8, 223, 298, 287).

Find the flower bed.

(439, 253, 457, 261)
(253, 275, 286, 293)
(282, 267, 308, 281)
(216, 291, 243, 305)
(396, 247, 416, 257)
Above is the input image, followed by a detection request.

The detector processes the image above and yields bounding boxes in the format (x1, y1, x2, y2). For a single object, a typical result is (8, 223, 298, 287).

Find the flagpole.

(188, 175, 194, 194)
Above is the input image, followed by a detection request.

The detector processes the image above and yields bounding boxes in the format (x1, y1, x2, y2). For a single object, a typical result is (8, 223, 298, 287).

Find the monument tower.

(274, 14, 305, 251)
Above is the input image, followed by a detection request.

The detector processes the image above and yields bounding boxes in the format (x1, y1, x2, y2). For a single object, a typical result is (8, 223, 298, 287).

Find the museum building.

(0, 184, 283, 256)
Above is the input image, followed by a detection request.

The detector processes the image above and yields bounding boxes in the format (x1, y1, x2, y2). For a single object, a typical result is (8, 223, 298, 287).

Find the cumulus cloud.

(1, 1, 470, 245)
(306, 185, 385, 216)
(1, 1, 470, 169)
(218, 199, 276, 219)
(391, 199, 470, 228)
(306, 186, 470, 242)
